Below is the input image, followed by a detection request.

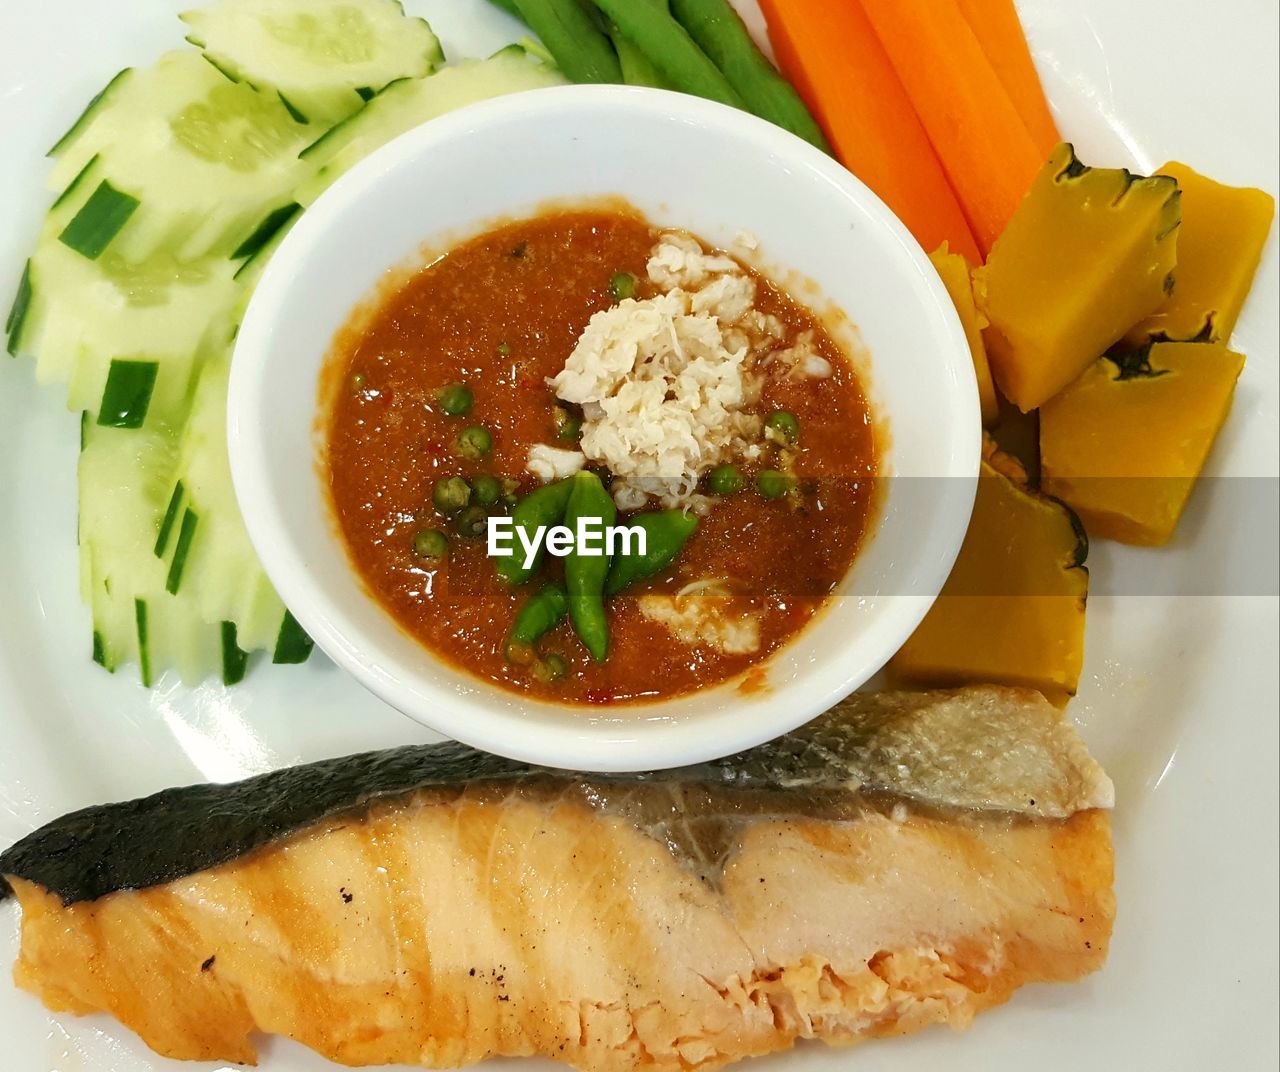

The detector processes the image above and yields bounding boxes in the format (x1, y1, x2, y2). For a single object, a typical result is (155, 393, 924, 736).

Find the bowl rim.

(228, 83, 979, 771)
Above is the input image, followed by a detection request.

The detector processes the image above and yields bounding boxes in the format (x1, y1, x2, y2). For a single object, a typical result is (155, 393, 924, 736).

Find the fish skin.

(2, 687, 1115, 1071)
(0, 686, 1110, 905)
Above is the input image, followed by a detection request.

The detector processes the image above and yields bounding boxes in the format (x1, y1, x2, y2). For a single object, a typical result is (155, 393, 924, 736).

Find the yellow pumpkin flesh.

(975, 143, 1180, 412)
(1125, 163, 1275, 345)
(1040, 341, 1245, 546)
(889, 442, 1088, 702)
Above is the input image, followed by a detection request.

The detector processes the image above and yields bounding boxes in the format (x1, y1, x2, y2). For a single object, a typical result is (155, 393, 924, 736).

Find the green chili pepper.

(505, 582, 569, 663)
(471, 473, 502, 507)
(605, 510, 699, 596)
(496, 478, 575, 585)
(563, 470, 616, 662)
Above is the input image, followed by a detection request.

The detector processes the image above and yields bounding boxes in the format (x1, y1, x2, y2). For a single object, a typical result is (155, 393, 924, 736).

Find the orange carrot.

(955, 0, 1060, 153)
(857, 0, 1045, 255)
(757, 0, 981, 264)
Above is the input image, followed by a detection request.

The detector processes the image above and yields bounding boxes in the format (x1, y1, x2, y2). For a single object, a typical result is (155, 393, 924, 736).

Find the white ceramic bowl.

(229, 85, 979, 772)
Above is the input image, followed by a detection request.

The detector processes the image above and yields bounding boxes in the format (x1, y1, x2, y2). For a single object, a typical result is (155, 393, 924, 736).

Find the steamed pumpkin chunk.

(1125, 163, 1275, 345)
(975, 143, 1181, 412)
(1040, 342, 1245, 546)
(890, 442, 1088, 701)
(930, 243, 998, 424)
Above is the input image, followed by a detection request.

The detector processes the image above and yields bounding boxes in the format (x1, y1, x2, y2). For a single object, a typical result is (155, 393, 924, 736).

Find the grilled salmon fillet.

(2, 687, 1114, 1070)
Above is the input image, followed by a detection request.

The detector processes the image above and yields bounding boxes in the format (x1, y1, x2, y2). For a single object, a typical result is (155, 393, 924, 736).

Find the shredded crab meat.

(552, 233, 781, 511)
(674, 578, 733, 602)
(551, 231, 833, 513)
(762, 329, 832, 380)
(637, 588, 762, 656)
(526, 444, 586, 483)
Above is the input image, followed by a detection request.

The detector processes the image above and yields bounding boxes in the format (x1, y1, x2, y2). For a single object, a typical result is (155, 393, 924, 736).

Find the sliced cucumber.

(48, 69, 133, 157)
(296, 46, 565, 203)
(79, 419, 227, 685)
(30, 30, 571, 691)
(47, 51, 324, 262)
(181, 0, 444, 126)
(156, 352, 289, 652)
(19, 227, 241, 425)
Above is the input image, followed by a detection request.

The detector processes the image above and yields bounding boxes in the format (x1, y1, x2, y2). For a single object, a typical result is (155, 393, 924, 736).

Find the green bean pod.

(605, 510, 699, 596)
(495, 478, 575, 586)
(514, 0, 623, 84)
(563, 471, 617, 662)
(668, 0, 832, 152)
(505, 582, 570, 662)
(609, 24, 673, 89)
(589, 0, 744, 108)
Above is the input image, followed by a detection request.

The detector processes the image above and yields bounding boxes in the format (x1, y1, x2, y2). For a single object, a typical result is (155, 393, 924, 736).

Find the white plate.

(0, 2, 1276, 1070)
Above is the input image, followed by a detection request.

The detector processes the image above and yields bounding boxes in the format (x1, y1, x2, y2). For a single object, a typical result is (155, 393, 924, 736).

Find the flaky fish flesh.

(1, 686, 1114, 1070)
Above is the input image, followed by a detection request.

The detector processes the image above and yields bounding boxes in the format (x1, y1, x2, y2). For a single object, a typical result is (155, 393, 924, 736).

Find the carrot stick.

(955, 0, 1059, 152)
(757, 0, 981, 264)
(856, 0, 1046, 255)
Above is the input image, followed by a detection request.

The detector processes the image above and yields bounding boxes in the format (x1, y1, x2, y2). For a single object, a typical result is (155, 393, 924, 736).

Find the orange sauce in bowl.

(326, 209, 877, 705)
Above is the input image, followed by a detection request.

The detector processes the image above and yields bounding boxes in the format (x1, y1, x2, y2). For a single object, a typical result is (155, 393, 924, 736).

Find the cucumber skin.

(221, 621, 250, 685)
(50, 154, 101, 212)
(164, 507, 200, 596)
(231, 202, 301, 261)
(96, 359, 159, 430)
(273, 611, 315, 665)
(5, 260, 32, 357)
(134, 599, 151, 688)
(48, 69, 132, 157)
(155, 481, 186, 558)
(57, 180, 140, 261)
